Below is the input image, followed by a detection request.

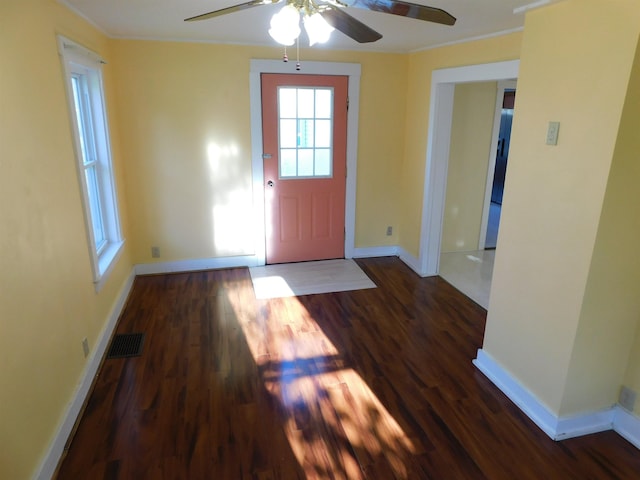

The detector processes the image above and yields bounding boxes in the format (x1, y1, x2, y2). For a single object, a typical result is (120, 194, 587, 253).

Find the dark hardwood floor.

(56, 257, 640, 479)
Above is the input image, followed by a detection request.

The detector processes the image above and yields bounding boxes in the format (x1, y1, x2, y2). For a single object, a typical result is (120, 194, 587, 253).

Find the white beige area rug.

(249, 259, 376, 300)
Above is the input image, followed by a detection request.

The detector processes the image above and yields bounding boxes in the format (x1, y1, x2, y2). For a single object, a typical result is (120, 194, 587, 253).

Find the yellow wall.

(561, 36, 640, 416)
(0, 1, 132, 478)
(441, 82, 497, 253)
(401, 32, 522, 257)
(112, 41, 408, 263)
(482, 0, 640, 415)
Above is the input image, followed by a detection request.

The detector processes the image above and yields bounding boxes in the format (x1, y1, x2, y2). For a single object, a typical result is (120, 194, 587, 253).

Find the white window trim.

(58, 36, 124, 291)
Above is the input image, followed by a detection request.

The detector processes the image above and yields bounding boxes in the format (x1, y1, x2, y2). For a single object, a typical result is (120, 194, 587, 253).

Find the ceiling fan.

(184, 0, 456, 45)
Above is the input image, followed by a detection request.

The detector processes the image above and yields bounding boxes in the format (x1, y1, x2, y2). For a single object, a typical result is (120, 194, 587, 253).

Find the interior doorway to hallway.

(438, 80, 502, 309)
(415, 60, 519, 280)
(435, 76, 518, 310)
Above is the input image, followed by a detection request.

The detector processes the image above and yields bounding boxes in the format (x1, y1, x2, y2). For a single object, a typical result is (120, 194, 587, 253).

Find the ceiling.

(60, 0, 558, 53)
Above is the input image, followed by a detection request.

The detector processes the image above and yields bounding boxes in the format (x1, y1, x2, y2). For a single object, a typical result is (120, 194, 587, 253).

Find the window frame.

(58, 36, 124, 291)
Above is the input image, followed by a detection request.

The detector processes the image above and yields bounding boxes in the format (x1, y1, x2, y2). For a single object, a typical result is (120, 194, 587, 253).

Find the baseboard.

(473, 349, 615, 441)
(35, 268, 136, 480)
(397, 247, 429, 276)
(351, 246, 398, 258)
(135, 254, 260, 275)
(353, 246, 432, 278)
(136, 249, 410, 275)
(555, 407, 615, 440)
(613, 406, 640, 449)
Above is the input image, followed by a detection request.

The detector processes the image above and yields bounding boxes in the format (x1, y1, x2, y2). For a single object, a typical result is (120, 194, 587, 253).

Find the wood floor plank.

(56, 258, 640, 479)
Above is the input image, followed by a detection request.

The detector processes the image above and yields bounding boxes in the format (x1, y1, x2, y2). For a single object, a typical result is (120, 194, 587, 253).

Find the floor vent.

(107, 333, 145, 359)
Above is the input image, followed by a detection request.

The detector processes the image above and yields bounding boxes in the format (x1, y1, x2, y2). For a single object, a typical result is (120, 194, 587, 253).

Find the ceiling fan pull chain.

(296, 36, 301, 71)
(283, 46, 288, 63)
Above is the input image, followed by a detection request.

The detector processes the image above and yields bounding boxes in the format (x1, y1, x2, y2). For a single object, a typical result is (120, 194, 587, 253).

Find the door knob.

(267, 180, 274, 187)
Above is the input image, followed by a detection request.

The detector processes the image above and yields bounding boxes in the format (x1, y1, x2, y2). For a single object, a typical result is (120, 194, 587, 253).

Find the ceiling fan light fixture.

(303, 12, 334, 46)
(187, 0, 456, 47)
(268, 4, 301, 45)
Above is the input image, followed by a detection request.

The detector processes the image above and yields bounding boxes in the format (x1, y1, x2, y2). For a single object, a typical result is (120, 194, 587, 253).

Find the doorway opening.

(437, 80, 510, 308)
(261, 74, 348, 264)
(249, 60, 361, 266)
(481, 81, 517, 251)
(416, 60, 519, 309)
(438, 81, 516, 308)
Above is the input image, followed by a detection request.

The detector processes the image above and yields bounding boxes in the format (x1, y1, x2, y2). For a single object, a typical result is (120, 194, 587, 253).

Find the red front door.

(261, 74, 348, 264)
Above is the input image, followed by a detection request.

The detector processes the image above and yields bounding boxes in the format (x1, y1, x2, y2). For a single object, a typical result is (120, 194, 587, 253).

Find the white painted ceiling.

(60, 0, 558, 53)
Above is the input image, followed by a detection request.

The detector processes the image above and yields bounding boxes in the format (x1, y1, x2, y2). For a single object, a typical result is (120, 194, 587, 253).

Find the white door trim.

(250, 60, 361, 265)
(478, 79, 518, 250)
(417, 60, 520, 276)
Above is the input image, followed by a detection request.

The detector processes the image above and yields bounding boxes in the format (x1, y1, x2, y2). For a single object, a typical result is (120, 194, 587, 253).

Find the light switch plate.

(546, 121, 560, 145)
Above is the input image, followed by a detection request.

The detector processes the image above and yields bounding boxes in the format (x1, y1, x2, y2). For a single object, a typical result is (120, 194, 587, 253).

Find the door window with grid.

(278, 87, 333, 178)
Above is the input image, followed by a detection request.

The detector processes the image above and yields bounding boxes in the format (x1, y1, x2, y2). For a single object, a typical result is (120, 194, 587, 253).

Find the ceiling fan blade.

(185, 0, 282, 22)
(343, 0, 456, 26)
(320, 7, 383, 43)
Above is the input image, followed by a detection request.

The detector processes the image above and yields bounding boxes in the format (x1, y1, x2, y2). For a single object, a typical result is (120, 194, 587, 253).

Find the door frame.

(416, 60, 519, 276)
(249, 60, 361, 266)
(478, 79, 517, 250)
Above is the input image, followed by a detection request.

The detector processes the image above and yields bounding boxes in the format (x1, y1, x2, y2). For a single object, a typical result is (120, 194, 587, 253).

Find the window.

(59, 37, 123, 290)
(278, 87, 333, 178)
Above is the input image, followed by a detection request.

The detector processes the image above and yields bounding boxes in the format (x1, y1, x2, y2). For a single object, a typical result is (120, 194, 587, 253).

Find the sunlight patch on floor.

(225, 286, 415, 478)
